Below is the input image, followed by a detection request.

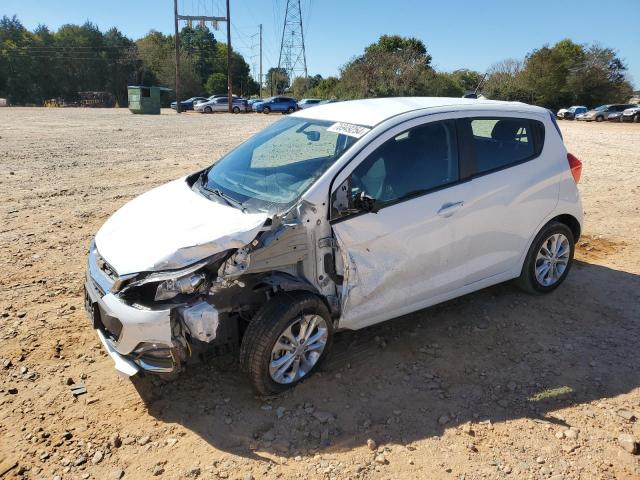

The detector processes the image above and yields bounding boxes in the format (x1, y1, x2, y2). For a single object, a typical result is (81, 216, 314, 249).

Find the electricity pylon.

(277, 0, 308, 82)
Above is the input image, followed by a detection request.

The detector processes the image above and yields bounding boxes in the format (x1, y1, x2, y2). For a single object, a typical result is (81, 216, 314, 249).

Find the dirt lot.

(1, 108, 639, 480)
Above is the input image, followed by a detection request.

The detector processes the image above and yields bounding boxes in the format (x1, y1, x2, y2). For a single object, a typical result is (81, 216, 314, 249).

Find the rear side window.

(466, 117, 545, 175)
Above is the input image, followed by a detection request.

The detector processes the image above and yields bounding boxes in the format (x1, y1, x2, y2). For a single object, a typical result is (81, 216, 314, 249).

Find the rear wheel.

(596, 115, 604, 122)
(240, 292, 333, 395)
(287, 106, 295, 114)
(232, 106, 240, 113)
(263, 106, 271, 114)
(516, 222, 575, 294)
(204, 106, 212, 113)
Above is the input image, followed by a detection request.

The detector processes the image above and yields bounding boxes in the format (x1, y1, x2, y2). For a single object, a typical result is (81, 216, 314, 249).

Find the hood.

(95, 177, 269, 276)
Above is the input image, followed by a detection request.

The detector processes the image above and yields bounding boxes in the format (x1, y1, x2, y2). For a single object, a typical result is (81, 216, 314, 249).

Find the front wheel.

(287, 106, 295, 114)
(240, 292, 333, 395)
(515, 222, 575, 294)
(233, 106, 240, 113)
(204, 106, 212, 113)
(263, 106, 271, 114)
(596, 115, 604, 122)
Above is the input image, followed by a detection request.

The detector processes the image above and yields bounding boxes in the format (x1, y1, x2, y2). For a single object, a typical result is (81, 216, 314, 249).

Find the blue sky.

(4, 0, 639, 88)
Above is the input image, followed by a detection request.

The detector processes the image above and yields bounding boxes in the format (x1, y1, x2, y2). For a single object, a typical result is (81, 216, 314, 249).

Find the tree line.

(273, 35, 634, 111)
(0, 15, 634, 110)
(0, 15, 258, 106)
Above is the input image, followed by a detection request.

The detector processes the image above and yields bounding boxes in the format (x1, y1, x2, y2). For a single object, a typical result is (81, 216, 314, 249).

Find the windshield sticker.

(327, 122, 371, 138)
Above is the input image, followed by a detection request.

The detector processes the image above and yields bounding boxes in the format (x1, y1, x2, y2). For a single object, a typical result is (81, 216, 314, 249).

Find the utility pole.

(259, 23, 263, 98)
(226, 0, 232, 112)
(173, 0, 181, 114)
(173, 4, 230, 113)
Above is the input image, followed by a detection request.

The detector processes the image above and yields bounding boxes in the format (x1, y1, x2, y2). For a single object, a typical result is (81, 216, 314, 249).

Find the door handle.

(437, 201, 464, 218)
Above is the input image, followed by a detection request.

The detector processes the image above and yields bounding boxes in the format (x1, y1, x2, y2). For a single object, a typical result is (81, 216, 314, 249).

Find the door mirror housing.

(353, 191, 380, 213)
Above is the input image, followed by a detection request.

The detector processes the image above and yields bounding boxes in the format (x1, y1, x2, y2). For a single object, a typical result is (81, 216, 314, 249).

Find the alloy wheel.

(269, 314, 328, 384)
(535, 233, 570, 286)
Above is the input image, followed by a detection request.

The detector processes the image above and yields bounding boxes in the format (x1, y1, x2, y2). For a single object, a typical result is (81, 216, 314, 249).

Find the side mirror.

(353, 191, 380, 213)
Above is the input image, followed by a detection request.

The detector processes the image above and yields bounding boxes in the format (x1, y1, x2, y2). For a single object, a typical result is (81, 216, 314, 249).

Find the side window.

(348, 120, 459, 206)
(468, 117, 542, 174)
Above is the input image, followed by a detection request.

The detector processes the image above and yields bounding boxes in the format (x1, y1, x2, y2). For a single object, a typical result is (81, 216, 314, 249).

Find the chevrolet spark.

(85, 97, 583, 394)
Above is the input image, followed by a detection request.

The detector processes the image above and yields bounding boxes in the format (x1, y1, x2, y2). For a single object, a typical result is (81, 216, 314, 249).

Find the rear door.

(455, 115, 560, 284)
(331, 117, 474, 330)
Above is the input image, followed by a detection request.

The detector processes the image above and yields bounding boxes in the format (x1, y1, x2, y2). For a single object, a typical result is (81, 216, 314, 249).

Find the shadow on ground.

(133, 260, 640, 460)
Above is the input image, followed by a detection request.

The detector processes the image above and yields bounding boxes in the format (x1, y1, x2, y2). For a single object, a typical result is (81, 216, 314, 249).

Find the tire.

(263, 106, 271, 114)
(204, 106, 212, 113)
(240, 292, 333, 395)
(233, 106, 240, 113)
(595, 115, 604, 122)
(515, 221, 575, 295)
(635, 115, 640, 123)
(287, 106, 295, 114)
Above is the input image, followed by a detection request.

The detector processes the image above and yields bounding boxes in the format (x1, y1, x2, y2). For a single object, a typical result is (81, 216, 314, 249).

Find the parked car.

(194, 94, 238, 106)
(297, 98, 323, 109)
(556, 105, 587, 120)
(253, 96, 298, 114)
(248, 98, 263, 106)
(581, 104, 637, 122)
(607, 111, 624, 122)
(195, 97, 247, 113)
(170, 97, 208, 111)
(621, 105, 640, 123)
(85, 97, 583, 394)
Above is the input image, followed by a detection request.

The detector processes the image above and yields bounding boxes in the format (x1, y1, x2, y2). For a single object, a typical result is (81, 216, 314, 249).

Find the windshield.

(594, 105, 608, 111)
(203, 117, 359, 213)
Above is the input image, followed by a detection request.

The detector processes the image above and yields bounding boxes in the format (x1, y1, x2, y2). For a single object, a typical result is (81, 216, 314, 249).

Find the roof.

(292, 97, 543, 127)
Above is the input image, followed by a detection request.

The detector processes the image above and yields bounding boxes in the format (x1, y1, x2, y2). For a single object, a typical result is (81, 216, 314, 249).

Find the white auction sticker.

(327, 122, 371, 138)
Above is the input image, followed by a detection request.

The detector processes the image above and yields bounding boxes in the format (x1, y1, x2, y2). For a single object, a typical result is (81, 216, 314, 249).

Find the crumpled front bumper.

(84, 244, 176, 377)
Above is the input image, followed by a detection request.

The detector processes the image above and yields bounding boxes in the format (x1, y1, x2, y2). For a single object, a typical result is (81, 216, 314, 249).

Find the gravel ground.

(1, 108, 639, 479)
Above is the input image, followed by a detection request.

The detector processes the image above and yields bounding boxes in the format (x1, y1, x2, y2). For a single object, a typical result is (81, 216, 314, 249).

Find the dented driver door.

(330, 118, 473, 331)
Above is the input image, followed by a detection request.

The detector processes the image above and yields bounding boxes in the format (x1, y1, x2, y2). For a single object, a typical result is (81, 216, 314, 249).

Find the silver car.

(195, 97, 247, 114)
(297, 98, 323, 109)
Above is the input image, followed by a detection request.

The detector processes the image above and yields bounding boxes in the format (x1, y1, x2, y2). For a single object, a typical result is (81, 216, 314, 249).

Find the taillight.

(567, 153, 582, 183)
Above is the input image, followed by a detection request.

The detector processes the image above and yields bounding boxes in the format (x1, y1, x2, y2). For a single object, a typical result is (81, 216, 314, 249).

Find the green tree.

(205, 72, 226, 95)
(307, 76, 340, 99)
(339, 35, 432, 98)
(265, 67, 289, 95)
(180, 25, 217, 83)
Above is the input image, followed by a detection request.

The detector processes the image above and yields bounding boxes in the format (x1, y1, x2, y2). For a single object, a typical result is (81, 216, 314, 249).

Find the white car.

(621, 105, 640, 123)
(85, 97, 583, 394)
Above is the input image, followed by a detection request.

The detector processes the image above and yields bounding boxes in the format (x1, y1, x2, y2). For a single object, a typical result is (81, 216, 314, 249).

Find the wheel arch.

(252, 271, 337, 317)
(548, 213, 581, 243)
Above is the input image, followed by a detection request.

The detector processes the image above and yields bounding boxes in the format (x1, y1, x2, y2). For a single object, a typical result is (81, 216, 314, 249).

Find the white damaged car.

(85, 97, 583, 394)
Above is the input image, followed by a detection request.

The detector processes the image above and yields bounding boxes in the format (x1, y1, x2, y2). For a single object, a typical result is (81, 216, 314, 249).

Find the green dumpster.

(127, 86, 169, 114)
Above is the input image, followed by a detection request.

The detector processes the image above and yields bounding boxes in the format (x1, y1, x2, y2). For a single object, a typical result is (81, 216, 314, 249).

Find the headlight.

(155, 272, 206, 301)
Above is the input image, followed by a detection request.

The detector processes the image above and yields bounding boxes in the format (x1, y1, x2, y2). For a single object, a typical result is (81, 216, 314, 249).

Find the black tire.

(515, 221, 575, 295)
(263, 106, 271, 114)
(635, 114, 640, 123)
(595, 115, 604, 122)
(240, 292, 333, 395)
(287, 106, 295, 114)
(233, 106, 240, 113)
(204, 106, 212, 113)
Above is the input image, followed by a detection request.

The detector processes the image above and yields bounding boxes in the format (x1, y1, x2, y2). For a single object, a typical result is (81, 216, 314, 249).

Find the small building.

(127, 86, 171, 114)
(0, 98, 8, 107)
